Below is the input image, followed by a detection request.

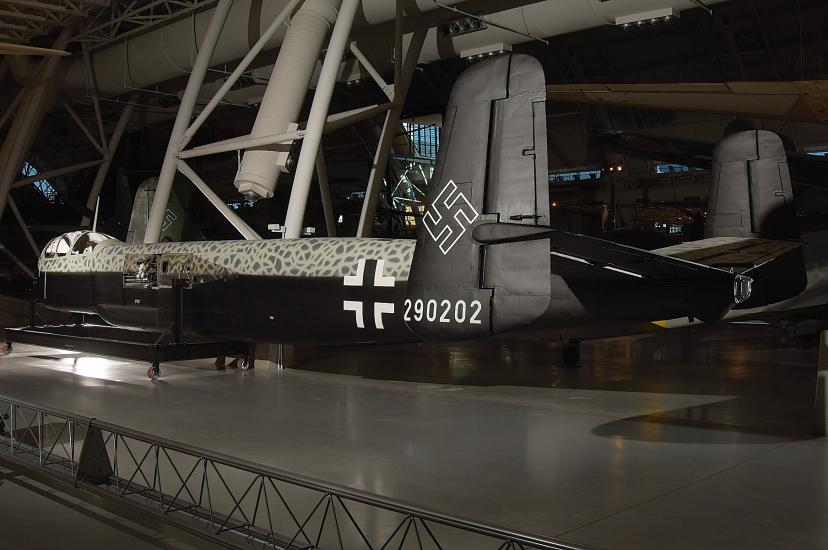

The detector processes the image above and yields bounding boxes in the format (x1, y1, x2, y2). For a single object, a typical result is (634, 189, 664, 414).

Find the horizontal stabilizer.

(655, 236, 805, 309)
(655, 237, 801, 271)
(477, 222, 745, 286)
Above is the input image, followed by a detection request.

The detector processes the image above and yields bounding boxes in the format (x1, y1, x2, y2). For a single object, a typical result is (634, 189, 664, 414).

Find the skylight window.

(21, 161, 58, 203)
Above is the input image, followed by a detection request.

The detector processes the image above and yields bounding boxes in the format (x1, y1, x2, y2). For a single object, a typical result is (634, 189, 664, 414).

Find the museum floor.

(0, 324, 826, 550)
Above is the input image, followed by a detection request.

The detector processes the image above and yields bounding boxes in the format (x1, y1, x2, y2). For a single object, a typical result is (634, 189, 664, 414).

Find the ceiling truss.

(0, 0, 107, 43)
(0, 0, 217, 49)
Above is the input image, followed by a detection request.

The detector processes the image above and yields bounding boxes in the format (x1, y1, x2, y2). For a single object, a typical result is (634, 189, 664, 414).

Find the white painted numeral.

(455, 301, 466, 323)
(470, 300, 482, 325)
(439, 300, 451, 323)
(403, 298, 484, 325)
(426, 300, 437, 322)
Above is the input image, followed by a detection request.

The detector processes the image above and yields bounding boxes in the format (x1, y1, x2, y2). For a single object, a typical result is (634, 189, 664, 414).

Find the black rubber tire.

(148, 362, 160, 380)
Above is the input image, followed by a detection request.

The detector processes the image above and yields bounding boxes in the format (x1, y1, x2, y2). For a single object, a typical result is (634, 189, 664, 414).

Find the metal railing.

(0, 394, 595, 550)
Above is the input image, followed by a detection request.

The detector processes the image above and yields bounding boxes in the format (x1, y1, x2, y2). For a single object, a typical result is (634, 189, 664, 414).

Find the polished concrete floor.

(0, 455, 225, 550)
(0, 325, 824, 550)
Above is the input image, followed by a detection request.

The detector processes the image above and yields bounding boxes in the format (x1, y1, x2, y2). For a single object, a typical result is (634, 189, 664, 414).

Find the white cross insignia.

(343, 259, 395, 329)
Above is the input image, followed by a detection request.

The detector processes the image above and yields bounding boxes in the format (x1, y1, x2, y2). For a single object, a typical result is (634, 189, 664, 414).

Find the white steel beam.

(176, 160, 262, 241)
(178, 104, 390, 160)
(349, 41, 394, 101)
(357, 26, 427, 237)
(283, 0, 361, 239)
(178, 129, 302, 160)
(144, 0, 234, 243)
(181, 0, 304, 147)
(316, 151, 336, 237)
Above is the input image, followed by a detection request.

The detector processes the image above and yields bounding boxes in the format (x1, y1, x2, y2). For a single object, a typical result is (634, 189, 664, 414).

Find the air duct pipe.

(64, 1, 728, 98)
(234, 0, 342, 200)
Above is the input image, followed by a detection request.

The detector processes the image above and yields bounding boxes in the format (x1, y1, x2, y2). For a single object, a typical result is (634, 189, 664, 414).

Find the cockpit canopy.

(42, 231, 118, 259)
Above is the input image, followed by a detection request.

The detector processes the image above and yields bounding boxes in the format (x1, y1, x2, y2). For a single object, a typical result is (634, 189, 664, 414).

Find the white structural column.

(143, 0, 234, 244)
(81, 102, 136, 226)
(177, 160, 262, 240)
(234, 0, 342, 201)
(0, 27, 73, 222)
(283, 0, 360, 238)
(316, 151, 336, 236)
(356, 27, 427, 237)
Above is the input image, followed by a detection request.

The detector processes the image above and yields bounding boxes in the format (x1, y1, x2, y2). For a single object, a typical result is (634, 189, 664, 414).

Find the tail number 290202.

(403, 299, 482, 324)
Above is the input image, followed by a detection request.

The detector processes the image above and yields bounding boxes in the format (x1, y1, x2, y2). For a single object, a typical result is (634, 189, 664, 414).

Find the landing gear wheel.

(1, 342, 11, 355)
(240, 356, 254, 371)
(561, 340, 581, 368)
(147, 362, 160, 380)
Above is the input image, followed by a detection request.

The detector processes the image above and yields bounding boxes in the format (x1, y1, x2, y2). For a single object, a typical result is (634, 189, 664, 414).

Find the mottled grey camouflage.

(40, 238, 416, 280)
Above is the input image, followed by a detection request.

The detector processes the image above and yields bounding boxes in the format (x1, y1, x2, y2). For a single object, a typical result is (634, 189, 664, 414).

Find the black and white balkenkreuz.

(342, 259, 395, 329)
(422, 180, 479, 255)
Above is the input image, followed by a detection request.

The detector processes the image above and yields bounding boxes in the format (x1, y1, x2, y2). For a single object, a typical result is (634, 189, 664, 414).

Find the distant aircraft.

(34, 54, 803, 371)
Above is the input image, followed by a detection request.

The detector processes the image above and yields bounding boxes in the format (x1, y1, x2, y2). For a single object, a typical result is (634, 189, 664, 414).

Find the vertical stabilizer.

(127, 179, 188, 243)
(706, 129, 798, 239)
(406, 54, 550, 340)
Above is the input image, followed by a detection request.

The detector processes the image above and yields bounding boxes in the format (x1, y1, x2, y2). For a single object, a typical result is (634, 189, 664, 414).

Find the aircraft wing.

(546, 81, 828, 124)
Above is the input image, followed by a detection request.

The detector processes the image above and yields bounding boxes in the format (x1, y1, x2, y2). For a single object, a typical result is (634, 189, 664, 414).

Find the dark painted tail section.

(707, 129, 806, 308)
(405, 54, 551, 340)
(706, 129, 798, 239)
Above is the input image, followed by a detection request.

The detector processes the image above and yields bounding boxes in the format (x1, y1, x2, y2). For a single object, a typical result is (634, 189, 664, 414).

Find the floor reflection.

(300, 325, 817, 436)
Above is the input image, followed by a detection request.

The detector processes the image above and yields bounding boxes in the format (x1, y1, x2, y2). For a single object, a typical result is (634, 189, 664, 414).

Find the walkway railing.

(0, 394, 596, 550)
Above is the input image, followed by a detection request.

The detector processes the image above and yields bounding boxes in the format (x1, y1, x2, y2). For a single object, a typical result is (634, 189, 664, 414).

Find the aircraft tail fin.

(660, 129, 807, 308)
(706, 129, 798, 239)
(405, 54, 551, 340)
(126, 179, 188, 243)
